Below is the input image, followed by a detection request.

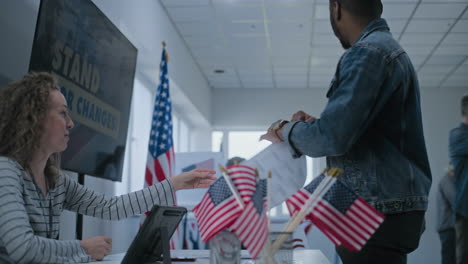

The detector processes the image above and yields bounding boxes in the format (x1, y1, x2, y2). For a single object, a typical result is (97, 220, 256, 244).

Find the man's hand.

(291, 110, 316, 122)
(81, 236, 112, 261)
(260, 120, 288, 143)
(169, 169, 216, 191)
(260, 126, 283, 143)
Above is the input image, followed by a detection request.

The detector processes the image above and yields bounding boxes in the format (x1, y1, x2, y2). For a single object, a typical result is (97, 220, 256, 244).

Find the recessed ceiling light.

(214, 69, 225, 74)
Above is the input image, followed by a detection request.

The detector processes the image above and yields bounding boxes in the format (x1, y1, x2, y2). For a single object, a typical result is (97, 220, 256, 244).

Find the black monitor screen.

(29, 0, 137, 181)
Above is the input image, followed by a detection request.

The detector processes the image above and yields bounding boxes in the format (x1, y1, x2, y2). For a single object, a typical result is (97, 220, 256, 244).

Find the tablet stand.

(159, 226, 171, 264)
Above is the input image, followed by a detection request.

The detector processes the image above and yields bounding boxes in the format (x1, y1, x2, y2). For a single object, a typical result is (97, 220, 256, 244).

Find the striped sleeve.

(62, 175, 175, 220)
(0, 165, 90, 263)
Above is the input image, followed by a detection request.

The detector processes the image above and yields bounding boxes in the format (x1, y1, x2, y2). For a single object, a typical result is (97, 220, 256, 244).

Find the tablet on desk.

(121, 205, 187, 264)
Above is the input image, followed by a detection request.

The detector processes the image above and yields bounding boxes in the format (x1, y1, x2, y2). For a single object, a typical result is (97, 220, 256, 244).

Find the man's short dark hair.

(462, 95, 468, 116)
(332, 0, 383, 21)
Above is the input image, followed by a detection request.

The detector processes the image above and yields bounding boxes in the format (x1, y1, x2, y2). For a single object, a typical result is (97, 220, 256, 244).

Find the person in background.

(437, 163, 456, 264)
(225, 156, 246, 167)
(0, 72, 216, 263)
(449, 94, 468, 264)
(261, 0, 431, 263)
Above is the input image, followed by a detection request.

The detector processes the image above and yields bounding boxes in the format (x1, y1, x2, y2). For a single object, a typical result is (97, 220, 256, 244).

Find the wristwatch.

(271, 119, 289, 140)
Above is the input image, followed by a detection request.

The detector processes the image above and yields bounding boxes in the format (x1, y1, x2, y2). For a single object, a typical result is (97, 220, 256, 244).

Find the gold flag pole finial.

(162, 41, 169, 63)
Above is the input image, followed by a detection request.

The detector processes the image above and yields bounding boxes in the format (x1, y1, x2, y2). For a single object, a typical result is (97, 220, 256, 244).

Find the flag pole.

(267, 170, 272, 231)
(218, 165, 245, 210)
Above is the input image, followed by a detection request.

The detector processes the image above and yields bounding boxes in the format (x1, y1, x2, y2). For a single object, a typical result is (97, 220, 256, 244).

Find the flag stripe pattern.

(144, 48, 175, 189)
(226, 165, 257, 203)
(229, 179, 268, 259)
(193, 177, 243, 242)
(286, 174, 385, 252)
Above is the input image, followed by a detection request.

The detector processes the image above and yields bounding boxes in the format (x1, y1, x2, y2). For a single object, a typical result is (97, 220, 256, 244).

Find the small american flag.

(226, 165, 257, 203)
(286, 174, 385, 252)
(193, 177, 243, 242)
(229, 179, 268, 259)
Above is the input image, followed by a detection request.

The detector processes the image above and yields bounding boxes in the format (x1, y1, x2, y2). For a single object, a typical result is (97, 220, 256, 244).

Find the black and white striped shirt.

(0, 157, 175, 263)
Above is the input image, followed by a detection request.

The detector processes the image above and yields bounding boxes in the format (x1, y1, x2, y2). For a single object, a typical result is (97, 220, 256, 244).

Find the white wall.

(212, 88, 328, 130)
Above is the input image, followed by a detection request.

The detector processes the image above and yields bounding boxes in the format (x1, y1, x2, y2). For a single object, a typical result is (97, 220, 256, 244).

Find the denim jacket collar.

(355, 18, 390, 44)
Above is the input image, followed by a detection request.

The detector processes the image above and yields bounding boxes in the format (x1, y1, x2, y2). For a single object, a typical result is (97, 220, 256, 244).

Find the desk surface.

(91, 249, 331, 264)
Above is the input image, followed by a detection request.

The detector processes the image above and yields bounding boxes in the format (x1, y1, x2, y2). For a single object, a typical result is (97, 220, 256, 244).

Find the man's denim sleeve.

(282, 45, 389, 158)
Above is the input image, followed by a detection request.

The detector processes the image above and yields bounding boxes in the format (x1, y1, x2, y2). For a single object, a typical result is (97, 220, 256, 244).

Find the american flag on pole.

(286, 174, 385, 252)
(142, 48, 177, 245)
(229, 179, 268, 259)
(226, 165, 257, 203)
(193, 177, 244, 242)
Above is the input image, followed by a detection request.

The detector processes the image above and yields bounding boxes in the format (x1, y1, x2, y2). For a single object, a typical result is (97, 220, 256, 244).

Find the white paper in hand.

(241, 142, 306, 207)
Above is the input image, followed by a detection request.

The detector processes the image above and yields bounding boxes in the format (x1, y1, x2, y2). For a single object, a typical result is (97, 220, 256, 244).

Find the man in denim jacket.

(262, 0, 431, 263)
(449, 95, 468, 264)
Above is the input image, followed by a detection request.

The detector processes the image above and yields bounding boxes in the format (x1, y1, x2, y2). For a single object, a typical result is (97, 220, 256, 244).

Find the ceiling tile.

(426, 55, 466, 65)
(413, 3, 467, 19)
(160, 0, 209, 7)
(418, 65, 456, 76)
(234, 55, 270, 69)
(212, 0, 263, 5)
(223, 21, 265, 35)
(230, 35, 267, 55)
(270, 36, 310, 54)
(183, 36, 223, 48)
(386, 19, 408, 34)
(405, 19, 455, 33)
(166, 6, 213, 22)
(275, 74, 307, 84)
(266, 1, 314, 22)
(403, 45, 435, 56)
(242, 80, 274, 89)
(176, 21, 219, 36)
(434, 44, 468, 56)
(383, 4, 417, 19)
(454, 62, 468, 75)
(197, 57, 232, 68)
(215, 4, 263, 22)
(400, 33, 444, 45)
(442, 33, 468, 46)
(210, 80, 242, 89)
(190, 46, 227, 59)
(441, 74, 468, 88)
(452, 19, 468, 33)
(274, 67, 308, 75)
(269, 21, 311, 38)
(272, 56, 309, 67)
(407, 55, 429, 67)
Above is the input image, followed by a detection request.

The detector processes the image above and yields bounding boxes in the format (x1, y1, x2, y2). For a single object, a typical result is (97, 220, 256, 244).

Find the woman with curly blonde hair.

(0, 72, 216, 263)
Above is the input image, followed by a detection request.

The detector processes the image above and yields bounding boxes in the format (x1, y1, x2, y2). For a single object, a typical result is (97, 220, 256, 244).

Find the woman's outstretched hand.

(169, 168, 217, 191)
